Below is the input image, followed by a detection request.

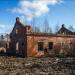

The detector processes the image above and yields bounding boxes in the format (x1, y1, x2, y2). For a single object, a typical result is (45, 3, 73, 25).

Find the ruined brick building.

(7, 17, 75, 57)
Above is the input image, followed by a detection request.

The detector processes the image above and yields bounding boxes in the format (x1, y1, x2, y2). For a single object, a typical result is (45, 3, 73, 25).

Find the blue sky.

(0, 0, 75, 34)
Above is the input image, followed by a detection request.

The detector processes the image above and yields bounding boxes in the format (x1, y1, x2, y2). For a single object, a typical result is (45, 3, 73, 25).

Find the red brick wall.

(27, 34, 75, 57)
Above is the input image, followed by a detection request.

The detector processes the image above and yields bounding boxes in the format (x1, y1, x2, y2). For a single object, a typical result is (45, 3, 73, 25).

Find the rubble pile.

(0, 57, 74, 75)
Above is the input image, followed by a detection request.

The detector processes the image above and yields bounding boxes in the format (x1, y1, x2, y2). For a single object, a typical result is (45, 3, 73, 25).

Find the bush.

(0, 50, 4, 54)
(58, 53, 66, 58)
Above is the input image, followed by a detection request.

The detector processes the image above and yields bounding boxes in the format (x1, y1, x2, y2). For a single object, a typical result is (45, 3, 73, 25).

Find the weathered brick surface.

(0, 57, 74, 75)
(27, 34, 75, 57)
(9, 17, 75, 57)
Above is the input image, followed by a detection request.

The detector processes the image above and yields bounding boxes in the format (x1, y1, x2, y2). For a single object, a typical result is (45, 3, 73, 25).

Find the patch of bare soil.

(0, 57, 74, 75)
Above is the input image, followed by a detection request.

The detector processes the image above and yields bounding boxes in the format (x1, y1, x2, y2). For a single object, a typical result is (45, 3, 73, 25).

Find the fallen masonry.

(0, 57, 74, 75)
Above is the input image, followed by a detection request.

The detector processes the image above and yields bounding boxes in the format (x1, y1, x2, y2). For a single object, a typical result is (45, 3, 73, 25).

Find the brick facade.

(8, 17, 75, 57)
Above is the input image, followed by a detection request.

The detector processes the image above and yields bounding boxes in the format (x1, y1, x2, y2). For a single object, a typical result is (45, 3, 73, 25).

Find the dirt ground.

(0, 56, 74, 75)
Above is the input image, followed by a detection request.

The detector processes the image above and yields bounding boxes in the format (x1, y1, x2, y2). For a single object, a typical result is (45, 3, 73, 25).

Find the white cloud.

(11, 0, 63, 21)
(0, 25, 5, 29)
(73, 26, 75, 29)
(0, 24, 14, 34)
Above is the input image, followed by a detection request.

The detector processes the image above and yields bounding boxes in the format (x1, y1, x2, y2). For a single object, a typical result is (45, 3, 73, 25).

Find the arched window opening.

(6, 42, 9, 48)
(16, 42, 19, 53)
(16, 29, 19, 34)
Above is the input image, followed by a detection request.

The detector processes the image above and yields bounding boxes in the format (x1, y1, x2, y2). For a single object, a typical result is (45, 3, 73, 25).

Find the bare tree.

(5, 34, 9, 41)
(28, 13, 36, 32)
(68, 25, 74, 32)
(55, 24, 60, 33)
(48, 26, 52, 33)
(1, 35, 4, 41)
(34, 26, 40, 33)
(43, 18, 49, 33)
